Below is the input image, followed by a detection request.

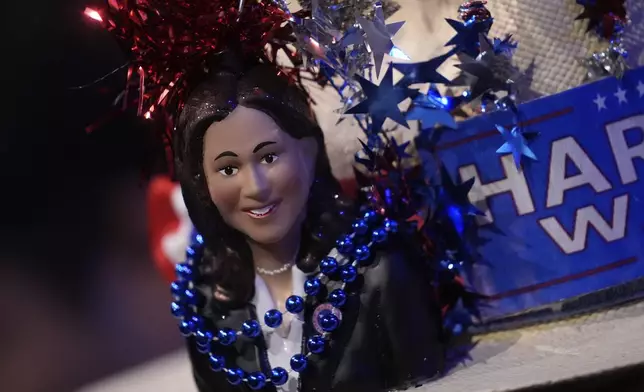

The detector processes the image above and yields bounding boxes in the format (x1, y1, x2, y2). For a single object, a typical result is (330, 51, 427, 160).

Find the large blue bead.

(336, 235, 354, 254)
(175, 263, 196, 280)
(171, 302, 185, 318)
(264, 309, 283, 328)
(354, 245, 371, 262)
(270, 367, 289, 385)
(247, 372, 266, 390)
(285, 295, 305, 314)
(217, 328, 237, 346)
(304, 278, 321, 296)
(371, 227, 388, 243)
(318, 311, 340, 332)
(384, 218, 398, 233)
(226, 368, 244, 385)
(241, 320, 261, 338)
(184, 289, 202, 306)
(208, 354, 225, 371)
(170, 280, 186, 298)
(363, 210, 378, 224)
(186, 246, 196, 258)
(179, 320, 193, 337)
(352, 219, 369, 235)
(195, 330, 213, 346)
(290, 354, 308, 372)
(307, 335, 326, 354)
(340, 265, 357, 283)
(328, 289, 347, 307)
(320, 257, 338, 275)
(189, 315, 204, 331)
(193, 232, 204, 245)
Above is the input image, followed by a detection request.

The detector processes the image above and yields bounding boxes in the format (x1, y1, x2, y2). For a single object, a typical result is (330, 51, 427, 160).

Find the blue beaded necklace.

(170, 210, 397, 390)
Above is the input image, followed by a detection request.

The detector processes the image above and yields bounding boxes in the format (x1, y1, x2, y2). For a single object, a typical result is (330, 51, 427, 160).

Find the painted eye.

(218, 166, 239, 176)
(261, 153, 278, 164)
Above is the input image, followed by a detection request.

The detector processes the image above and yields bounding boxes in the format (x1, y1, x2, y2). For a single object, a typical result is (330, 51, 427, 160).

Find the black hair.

(174, 51, 354, 305)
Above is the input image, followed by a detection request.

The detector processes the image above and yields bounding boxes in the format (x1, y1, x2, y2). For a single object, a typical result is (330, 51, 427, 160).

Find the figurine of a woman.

(171, 51, 445, 392)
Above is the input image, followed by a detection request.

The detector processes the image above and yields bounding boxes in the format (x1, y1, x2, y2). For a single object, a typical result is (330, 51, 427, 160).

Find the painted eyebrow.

(214, 151, 237, 161)
(213, 141, 277, 161)
(253, 141, 277, 153)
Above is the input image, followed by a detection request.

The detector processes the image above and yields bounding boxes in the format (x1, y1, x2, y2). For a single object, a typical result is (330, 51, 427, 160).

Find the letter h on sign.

(458, 154, 536, 224)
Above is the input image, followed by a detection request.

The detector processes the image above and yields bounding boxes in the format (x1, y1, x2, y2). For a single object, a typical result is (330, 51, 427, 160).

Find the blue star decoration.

(389, 136, 412, 159)
(492, 35, 518, 56)
(414, 124, 444, 155)
(495, 124, 538, 169)
(354, 139, 378, 172)
(406, 88, 458, 130)
(345, 64, 413, 132)
(454, 59, 509, 100)
(445, 18, 490, 58)
(392, 53, 451, 86)
(357, 2, 406, 77)
(437, 165, 483, 236)
(426, 84, 464, 111)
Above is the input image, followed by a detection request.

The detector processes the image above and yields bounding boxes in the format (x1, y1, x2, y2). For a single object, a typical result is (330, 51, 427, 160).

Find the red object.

(83, 0, 304, 172)
(147, 176, 182, 283)
(575, 0, 627, 37)
(458, 1, 491, 23)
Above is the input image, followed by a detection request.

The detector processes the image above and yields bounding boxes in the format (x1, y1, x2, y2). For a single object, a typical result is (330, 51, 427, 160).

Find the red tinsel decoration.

(575, 0, 627, 37)
(458, 0, 491, 23)
(84, 0, 296, 133)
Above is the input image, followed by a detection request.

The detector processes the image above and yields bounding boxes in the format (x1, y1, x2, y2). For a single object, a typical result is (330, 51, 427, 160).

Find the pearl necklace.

(256, 261, 295, 276)
(171, 211, 398, 390)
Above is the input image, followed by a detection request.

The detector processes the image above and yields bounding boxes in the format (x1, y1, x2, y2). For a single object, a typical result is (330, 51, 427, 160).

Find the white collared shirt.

(252, 267, 308, 391)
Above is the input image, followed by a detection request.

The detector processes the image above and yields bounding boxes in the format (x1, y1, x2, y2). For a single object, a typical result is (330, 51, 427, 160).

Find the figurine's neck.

(247, 223, 302, 272)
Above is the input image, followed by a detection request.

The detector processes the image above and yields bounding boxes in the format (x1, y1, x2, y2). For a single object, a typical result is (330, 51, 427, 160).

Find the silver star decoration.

(298, 0, 401, 32)
(580, 41, 629, 81)
(357, 1, 405, 77)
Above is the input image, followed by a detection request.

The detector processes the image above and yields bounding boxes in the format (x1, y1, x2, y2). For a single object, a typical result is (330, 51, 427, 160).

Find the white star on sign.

(593, 93, 607, 111)
(614, 87, 628, 104)
(637, 81, 644, 98)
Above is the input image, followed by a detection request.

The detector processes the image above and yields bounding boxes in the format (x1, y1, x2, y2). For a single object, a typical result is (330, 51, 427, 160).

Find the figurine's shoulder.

(362, 247, 426, 292)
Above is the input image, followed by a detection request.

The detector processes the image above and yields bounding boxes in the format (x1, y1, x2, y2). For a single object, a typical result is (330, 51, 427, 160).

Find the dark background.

(3, 1, 180, 391)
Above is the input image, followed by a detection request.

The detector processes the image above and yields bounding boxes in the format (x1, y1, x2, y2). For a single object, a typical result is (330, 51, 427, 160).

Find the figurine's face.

(202, 106, 318, 245)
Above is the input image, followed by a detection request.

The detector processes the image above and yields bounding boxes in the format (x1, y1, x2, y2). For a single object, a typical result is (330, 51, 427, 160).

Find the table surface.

(78, 300, 644, 392)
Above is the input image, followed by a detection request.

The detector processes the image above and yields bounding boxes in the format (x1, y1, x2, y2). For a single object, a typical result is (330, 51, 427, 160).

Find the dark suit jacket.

(187, 251, 445, 392)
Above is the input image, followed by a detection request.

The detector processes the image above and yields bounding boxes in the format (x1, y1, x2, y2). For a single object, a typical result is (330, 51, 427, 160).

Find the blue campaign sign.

(438, 67, 644, 320)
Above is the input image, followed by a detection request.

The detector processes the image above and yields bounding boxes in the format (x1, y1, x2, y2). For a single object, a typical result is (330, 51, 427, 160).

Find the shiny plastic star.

(454, 60, 509, 99)
(579, 41, 628, 80)
(406, 92, 457, 129)
(355, 139, 378, 172)
(392, 53, 451, 86)
(445, 18, 489, 58)
(345, 65, 413, 132)
(427, 84, 466, 111)
(390, 137, 412, 159)
(495, 125, 537, 169)
(438, 165, 482, 222)
(492, 35, 518, 56)
(357, 3, 405, 77)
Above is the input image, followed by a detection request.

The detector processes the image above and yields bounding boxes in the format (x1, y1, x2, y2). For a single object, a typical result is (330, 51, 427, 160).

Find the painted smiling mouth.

(246, 203, 278, 218)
